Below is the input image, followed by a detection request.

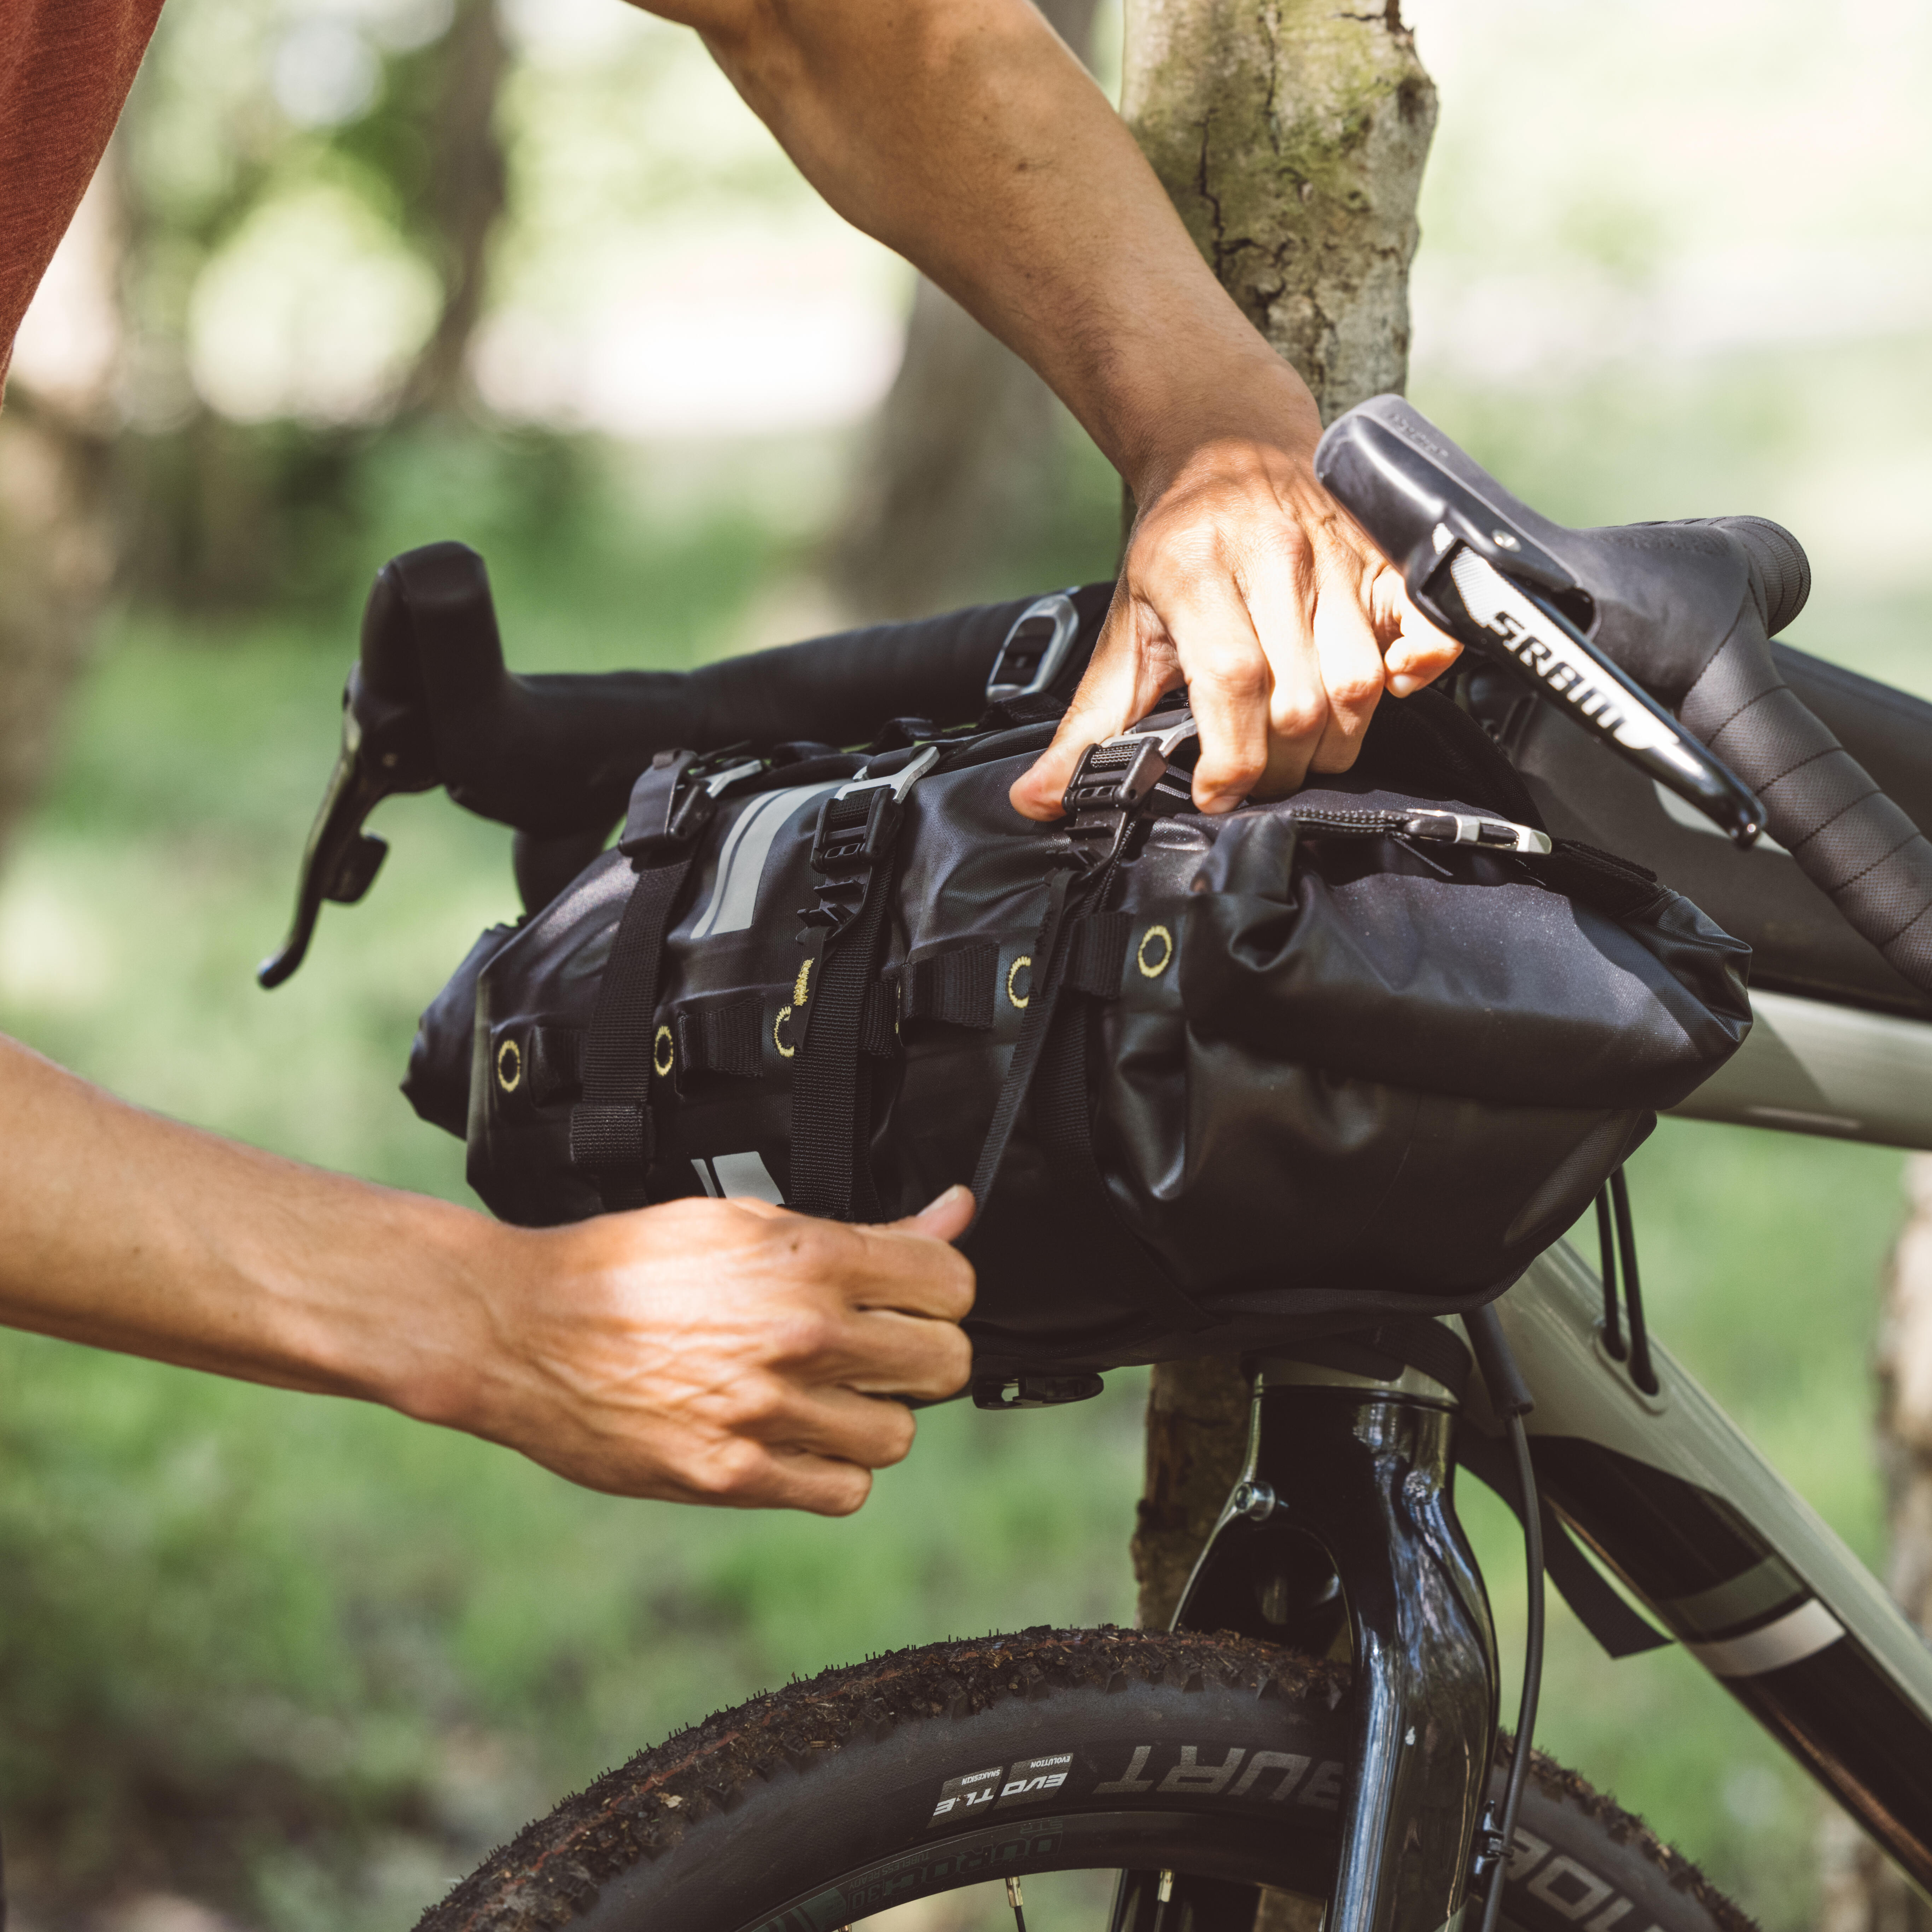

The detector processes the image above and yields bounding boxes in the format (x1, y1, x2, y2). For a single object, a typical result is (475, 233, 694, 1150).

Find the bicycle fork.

(1146, 1356, 1498, 1932)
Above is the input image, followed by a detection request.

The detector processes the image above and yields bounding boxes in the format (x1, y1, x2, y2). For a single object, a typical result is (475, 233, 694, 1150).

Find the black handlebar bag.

(406, 687, 1750, 1378)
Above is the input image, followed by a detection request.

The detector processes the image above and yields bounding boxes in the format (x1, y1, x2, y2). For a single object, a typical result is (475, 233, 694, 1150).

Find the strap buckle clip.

(810, 742, 940, 880)
(1402, 808, 1552, 854)
(1061, 711, 1199, 863)
(618, 749, 767, 865)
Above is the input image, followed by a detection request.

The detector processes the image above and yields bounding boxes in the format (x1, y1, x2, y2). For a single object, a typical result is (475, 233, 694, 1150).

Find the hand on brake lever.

(1010, 406, 1462, 820)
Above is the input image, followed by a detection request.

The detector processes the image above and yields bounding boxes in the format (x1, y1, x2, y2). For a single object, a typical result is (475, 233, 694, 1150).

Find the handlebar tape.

(372, 542, 1111, 838)
(1681, 518, 1932, 991)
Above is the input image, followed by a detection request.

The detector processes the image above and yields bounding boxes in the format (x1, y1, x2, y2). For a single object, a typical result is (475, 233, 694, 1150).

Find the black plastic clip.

(809, 742, 939, 881)
(1061, 711, 1199, 865)
(971, 1373, 1105, 1410)
(618, 749, 765, 866)
(1403, 808, 1552, 854)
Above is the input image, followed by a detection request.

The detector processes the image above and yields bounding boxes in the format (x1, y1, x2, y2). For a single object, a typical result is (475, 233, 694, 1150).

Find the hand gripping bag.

(404, 685, 1750, 1379)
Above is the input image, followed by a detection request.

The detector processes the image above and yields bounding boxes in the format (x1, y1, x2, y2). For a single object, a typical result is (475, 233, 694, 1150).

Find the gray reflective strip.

(711, 1150, 784, 1203)
(689, 785, 832, 939)
(1659, 1555, 1806, 1640)
(1686, 1598, 1843, 1677)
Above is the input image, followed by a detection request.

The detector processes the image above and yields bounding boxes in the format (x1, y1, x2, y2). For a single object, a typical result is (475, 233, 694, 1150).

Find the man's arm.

(0, 1034, 974, 1514)
(639, 0, 1459, 809)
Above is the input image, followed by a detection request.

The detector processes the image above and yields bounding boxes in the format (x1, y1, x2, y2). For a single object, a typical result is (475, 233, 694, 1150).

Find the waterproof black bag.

(406, 683, 1749, 1379)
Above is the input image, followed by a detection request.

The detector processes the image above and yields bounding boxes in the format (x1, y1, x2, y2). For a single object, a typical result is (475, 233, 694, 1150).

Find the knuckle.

(687, 1438, 769, 1503)
(1191, 655, 1270, 705)
(716, 1372, 790, 1430)
(1326, 665, 1385, 714)
(767, 1302, 839, 1363)
(1269, 694, 1328, 744)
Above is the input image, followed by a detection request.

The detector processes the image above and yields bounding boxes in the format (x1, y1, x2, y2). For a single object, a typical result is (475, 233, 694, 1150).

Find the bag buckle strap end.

(1061, 712, 1199, 862)
(810, 742, 940, 879)
(1403, 808, 1552, 855)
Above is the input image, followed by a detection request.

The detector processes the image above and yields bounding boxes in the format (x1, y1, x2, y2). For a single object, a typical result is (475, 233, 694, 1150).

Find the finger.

(1370, 569, 1461, 697)
(671, 1437, 878, 1517)
(832, 1303, 974, 1400)
(744, 1378, 922, 1469)
(882, 1183, 974, 1244)
(1160, 574, 1275, 811)
(1230, 536, 1325, 797)
(1009, 593, 1180, 821)
(1306, 582, 1389, 774)
(839, 1218, 977, 1324)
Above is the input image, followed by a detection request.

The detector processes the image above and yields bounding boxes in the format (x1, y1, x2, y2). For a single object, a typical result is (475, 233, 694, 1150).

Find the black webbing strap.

(897, 942, 1000, 1029)
(1063, 912, 1129, 997)
(965, 868, 1081, 1221)
(1034, 984, 1213, 1333)
(787, 861, 899, 1222)
(569, 753, 709, 1210)
(1455, 1424, 1670, 1660)
(674, 1000, 763, 1080)
(569, 855, 697, 1207)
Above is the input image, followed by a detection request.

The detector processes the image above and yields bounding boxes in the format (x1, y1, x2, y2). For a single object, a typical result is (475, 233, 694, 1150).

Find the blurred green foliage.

(5, 0, 1931, 1925)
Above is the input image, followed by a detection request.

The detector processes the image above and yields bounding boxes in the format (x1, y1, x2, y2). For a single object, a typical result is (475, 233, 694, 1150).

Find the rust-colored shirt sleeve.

(0, 0, 164, 387)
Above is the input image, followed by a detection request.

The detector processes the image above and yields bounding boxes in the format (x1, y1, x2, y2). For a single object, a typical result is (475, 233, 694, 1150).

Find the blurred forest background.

(0, 0, 1929, 1928)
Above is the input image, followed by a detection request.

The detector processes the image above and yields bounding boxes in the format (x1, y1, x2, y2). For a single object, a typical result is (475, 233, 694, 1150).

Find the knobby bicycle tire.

(417, 1629, 1752, 1932)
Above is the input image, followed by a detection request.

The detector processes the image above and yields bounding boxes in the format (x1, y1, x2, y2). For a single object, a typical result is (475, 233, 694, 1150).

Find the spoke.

(1006, 1875, 1030, 1931)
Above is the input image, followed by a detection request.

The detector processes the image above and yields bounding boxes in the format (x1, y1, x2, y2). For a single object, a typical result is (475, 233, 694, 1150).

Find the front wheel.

(419, 1629, 1748, 1932)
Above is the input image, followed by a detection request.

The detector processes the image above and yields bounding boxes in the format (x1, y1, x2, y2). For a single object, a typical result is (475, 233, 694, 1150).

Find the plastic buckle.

(985, 590, 1081, 706)
(619, 751, 767, 865)
(1402, 808, 1552, 855)
(809, 742, 939, 879)
(1061, 711, 1199, 862)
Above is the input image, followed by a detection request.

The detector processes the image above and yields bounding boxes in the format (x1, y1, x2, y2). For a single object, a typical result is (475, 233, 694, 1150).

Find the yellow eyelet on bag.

(1006, 955, 1032, 1010)
(773, 1006, 796, 1058)
(652, 1025, 675, 1077)
(1137, 924, 1174, 978)
(495, 1036, 522, 1093)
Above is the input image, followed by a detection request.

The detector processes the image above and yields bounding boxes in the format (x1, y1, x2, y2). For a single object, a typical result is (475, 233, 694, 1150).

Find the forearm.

(653, 0, 1314, 495)
(0, 1034, 495, 1413)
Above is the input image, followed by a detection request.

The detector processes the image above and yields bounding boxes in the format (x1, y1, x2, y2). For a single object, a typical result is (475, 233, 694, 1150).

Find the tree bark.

(1817, 1154, 1932, 1932)
(1124, 0, 1436, 1632)
(400, 0, 512, 418)
(1121, 0, 1437, 428)
(824, 0, 1101, 622)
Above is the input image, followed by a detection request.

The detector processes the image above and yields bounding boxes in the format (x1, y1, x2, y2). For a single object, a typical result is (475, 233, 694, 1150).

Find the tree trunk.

(1123, 0, 1436, 1632)
(1817, 1154, 1932, 1932)
(1121, 0, 1437, 428)
(824, 0, 1101, 622)
(400, 0, 511, 418)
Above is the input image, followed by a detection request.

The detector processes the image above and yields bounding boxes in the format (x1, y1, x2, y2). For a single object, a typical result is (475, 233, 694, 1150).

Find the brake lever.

(258, 601, 442, 988)
(1315, 403, 1764, 849)
(1430, 544, 1764, 845)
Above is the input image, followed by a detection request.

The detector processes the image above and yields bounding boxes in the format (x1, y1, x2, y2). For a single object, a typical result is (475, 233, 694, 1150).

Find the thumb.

(881, 1183, 976, 1244)
(1008, 602, 1171, 822)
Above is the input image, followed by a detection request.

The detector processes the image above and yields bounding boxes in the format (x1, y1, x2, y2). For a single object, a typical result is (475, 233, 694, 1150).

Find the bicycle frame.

(1170, 989, 1932, 1932)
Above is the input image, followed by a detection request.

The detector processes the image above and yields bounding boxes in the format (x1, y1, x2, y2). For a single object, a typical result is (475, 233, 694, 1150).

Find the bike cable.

(1608, 1168, 1658, 1395)
(1464, 1303, 1547, 1932)
(1594, 1185, 1625, 1360)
